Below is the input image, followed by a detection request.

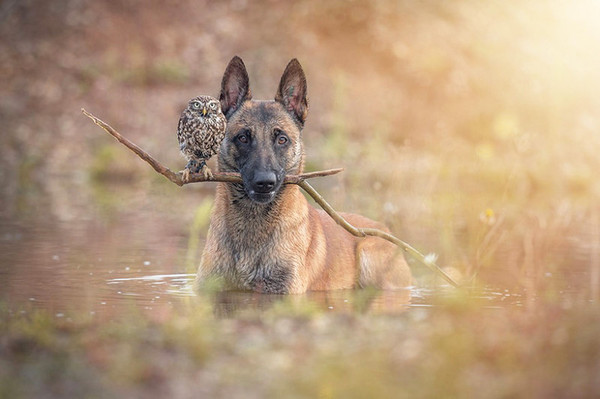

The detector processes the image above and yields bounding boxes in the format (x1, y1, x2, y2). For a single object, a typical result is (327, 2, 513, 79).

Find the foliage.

(1, 297, 599, 398)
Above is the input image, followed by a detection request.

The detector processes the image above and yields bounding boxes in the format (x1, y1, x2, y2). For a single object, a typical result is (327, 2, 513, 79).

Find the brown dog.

(195, 56, 411, 294)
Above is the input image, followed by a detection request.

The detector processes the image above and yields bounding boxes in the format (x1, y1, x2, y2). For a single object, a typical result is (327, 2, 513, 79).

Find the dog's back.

(195, 57, 411, 294)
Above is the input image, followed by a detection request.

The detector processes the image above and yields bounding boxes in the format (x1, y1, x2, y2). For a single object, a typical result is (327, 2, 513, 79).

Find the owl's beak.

(202, 107, 207, 116)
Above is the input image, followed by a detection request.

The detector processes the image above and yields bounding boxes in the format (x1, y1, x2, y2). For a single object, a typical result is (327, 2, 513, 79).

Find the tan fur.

(197, 182, 412, 293)
(195, 57, 411, 294)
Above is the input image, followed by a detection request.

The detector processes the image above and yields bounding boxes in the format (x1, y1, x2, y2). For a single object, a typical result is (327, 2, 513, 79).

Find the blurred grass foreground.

(1, 0, 600, 398)
(2, 295, 600, 398)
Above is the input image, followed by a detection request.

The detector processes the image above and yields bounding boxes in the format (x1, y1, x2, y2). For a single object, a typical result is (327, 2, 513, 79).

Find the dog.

(195, 56, 412, 294)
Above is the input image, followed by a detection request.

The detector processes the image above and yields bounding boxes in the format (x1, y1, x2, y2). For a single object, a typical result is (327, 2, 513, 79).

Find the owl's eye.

(209, 102, 218, 110)
(192, 101, 201, 109)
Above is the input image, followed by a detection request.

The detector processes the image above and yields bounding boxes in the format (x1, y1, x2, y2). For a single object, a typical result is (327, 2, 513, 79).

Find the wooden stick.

(298, 181, 459, 287)
(81, 108, 342, 186)
(82, 108, 459, 287)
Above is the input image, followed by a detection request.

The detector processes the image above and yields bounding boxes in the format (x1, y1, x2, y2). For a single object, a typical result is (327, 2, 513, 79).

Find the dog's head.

(217, 56, 308, 204)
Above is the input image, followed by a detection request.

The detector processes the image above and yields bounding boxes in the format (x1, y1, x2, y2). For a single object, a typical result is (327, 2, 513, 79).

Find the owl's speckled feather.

(177, 95, 226, 180)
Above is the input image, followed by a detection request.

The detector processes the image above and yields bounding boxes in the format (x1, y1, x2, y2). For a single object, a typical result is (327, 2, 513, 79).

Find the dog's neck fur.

(218, 182, 302, 227)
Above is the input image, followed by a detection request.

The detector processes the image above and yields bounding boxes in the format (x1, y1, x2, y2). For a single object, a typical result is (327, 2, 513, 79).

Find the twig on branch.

(82, 108, 459, 287)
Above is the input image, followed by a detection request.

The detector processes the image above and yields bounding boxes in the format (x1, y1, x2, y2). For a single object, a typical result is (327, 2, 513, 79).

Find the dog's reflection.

(210, 288, 411, 317)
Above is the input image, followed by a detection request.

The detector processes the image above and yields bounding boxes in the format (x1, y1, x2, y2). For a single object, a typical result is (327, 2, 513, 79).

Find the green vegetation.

(113, 59, 191, 87)
(2, 296, 599, 398)
(89, 144, 140, 183)
(184, 199, 213, 274)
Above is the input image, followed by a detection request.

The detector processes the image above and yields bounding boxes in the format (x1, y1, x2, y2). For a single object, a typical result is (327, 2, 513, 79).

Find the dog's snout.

(253, 171, 277, 193)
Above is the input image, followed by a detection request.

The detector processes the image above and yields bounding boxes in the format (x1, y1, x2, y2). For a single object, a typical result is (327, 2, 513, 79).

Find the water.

(0, 180, 591, 320)
(0, 211, 526, 320)
(1, 182, 597, 398)
(1, 260, 526, 319)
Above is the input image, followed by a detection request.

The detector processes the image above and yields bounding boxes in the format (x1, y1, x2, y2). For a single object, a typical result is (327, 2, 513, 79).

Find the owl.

(176, 95, 226, 181)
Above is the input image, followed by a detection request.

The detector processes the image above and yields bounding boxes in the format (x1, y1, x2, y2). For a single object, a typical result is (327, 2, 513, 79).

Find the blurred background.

(2, 0, 600, 302)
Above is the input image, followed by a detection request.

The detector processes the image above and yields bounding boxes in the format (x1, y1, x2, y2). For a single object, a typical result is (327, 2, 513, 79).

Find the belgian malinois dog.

(195, 56, 411, 294)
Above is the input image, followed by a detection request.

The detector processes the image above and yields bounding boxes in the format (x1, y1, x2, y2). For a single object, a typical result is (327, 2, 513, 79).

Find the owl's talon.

(181, 168, 191, 183)
(201, 165, 214, 180)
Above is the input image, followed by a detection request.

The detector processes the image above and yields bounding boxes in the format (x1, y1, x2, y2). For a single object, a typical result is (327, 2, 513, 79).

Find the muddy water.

(0, 220, 524, 318)
(0, 180, 586, 320)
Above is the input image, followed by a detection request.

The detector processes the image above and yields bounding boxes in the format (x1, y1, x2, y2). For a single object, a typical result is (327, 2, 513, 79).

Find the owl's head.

(188, 95, 221, 116)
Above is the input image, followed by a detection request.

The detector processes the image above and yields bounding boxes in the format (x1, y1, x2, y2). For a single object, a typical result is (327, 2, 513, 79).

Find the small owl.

(177, 95, 226, 181)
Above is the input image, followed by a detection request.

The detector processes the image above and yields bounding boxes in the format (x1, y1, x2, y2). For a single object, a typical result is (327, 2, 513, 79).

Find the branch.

(298, 181, 459, 287)
(82, 108, 459, 287)
(81, 108, 342, 186)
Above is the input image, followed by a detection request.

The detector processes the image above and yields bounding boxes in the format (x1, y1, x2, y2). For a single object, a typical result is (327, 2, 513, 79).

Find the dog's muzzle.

(245, 170, 283, 204)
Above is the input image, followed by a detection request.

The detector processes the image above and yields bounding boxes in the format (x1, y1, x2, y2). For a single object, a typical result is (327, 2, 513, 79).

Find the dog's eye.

(274, 129, 288, 145)
(237, 133, 249, 144)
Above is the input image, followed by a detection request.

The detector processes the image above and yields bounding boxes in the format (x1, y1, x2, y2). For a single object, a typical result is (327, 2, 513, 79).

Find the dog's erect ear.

(275, 59, 308, 127)
(220, 56, 252, 118)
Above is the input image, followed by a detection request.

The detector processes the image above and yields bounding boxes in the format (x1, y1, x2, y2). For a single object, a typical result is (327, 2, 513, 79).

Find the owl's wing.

(178, 113, 201, 160)
(177, 114, 186, 137)
(217, 113, 227, 132)
(177, 113, 191, 147)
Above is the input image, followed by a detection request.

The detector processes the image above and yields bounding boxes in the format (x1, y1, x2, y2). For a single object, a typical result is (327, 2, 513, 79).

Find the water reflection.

(209, 288, 412, 316)
(105, 273, 413, 315)
(0, 179, 593, 321)
(0, 207, 563, 320)
(93, 271, 529, 318)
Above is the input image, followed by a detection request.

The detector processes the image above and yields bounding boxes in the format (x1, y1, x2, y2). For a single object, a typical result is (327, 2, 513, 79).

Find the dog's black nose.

(253, 171, 277, 193)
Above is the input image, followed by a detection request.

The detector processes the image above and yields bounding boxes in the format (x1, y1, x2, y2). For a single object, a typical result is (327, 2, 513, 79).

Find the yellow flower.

(479, 208, 496, 225)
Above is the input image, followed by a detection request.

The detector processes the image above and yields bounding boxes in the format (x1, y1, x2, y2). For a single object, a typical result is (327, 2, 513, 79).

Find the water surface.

(0, 201, 527, 320)
(0, 179, 595, 321)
